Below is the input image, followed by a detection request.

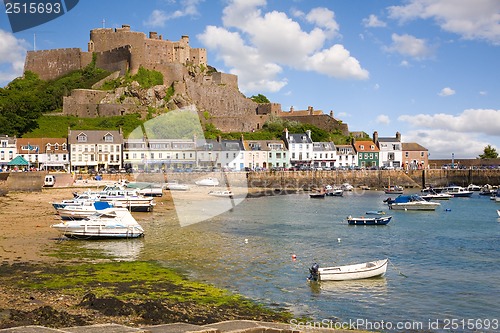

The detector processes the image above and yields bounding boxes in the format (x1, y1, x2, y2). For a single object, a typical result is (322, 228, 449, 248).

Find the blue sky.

(1, 0, 499, 159)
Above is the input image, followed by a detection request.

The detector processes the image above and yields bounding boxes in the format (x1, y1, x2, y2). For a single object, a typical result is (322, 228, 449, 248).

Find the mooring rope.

(389, 258, 408, 278)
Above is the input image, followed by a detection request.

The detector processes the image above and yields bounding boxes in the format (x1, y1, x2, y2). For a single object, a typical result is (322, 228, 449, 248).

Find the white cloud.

(198, 0, 368, 94)
(479, 91, 488, 96)
(438, 87, 456, 96)
(398, 108, 500, 136)
(385, 33, 434, 59)
(363, 14, 387, 28)
(388, 0, 500, 45)
(144, 0, 203, 28)
(376, 114, 391, 124)
(403, 129, 492, 159)
(0, 29, 28, 86)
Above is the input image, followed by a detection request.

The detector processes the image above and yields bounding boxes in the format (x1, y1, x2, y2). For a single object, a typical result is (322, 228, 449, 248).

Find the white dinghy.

(308, 259, 388, 281)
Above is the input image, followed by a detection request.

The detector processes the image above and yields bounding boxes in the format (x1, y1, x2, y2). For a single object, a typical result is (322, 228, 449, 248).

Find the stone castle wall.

(24, 48, 91, 80)
(95, 46, 131, 75)
(280, 114, 349, 135)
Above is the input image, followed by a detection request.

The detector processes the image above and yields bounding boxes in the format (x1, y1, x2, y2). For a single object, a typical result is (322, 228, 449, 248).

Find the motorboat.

(497, 210, 500, 217)
(51, 192, 101, 210)
(125, 182, 164, 197)
(421, 191, 453, 200)
(385, 194, 441, 211)
(56, 201, 113, 220)
(341, 183, 354, 191)
(308, 259, 388, 281)
(309, 189, 326, 198)
(347, 215, 392, 225)
(325, 185, 343, 196)
(441, 186, 473, 197)
(195, 177, 220, 186)
(208, 190, 234, 198)
(467, 184, 481, 191)
(51, 207, 145, 239)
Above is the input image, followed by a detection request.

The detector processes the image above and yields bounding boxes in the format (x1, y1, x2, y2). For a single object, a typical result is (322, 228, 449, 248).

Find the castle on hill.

(23, 24, 349, 135)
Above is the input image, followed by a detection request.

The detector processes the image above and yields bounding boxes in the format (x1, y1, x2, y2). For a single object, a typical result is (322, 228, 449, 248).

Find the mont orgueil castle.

(23, 24, 349, 135)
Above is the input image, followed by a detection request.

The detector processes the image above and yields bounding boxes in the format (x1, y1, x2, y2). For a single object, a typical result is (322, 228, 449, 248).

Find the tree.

(479, 145, 498, 159)
(250, 94, 270, 103)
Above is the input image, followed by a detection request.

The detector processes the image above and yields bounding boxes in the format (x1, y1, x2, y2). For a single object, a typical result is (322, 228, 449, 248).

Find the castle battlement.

(25, 24, 207, 81)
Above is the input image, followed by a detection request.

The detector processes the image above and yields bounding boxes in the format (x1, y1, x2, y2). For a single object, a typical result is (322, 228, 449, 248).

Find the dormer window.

(77, 133, 87, 143)
(62, 143, 67, 150)
(46, 143, 51, 151)
(104, 134, 113, 142)
(371, 145, 375, 150)
(54, 143, 59, 150)
(360, 145, 365, 150)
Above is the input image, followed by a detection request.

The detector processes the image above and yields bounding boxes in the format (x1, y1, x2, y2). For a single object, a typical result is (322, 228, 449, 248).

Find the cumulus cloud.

(144, 0, 203, 27)
(0, 29, 28, 86)
(376, 114, 391, 124)
(385, 33, 434, 59)
(398, 108, 500, 136)
(403, 129, 492, 159)
(387, 0, 500, 45)
(198, 0, 368, 93)
(438, 87, 456, 96)
(363, 14, 387, 28)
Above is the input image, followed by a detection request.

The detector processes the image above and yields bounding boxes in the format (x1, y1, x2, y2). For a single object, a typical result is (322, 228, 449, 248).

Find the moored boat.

(195, 177, 220, 186)
(208, 190, 234, 198)
(308, 259, 389, 281)
(165, 180, 190, 191)
(347, 215, 392, 225)
(365, 210, 386, 215)
(421, 191, 453, 200)
(441, 186, 473, 197)
(385, 194, 441, 211)
(497, 210, 500, 217)
(384, 185, 404, 194)
(51, 207, 145, 239)
(56, 201, 113, 220)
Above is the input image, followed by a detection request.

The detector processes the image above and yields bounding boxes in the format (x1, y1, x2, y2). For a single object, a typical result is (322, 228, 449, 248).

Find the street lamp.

(451, 152, 455, 169)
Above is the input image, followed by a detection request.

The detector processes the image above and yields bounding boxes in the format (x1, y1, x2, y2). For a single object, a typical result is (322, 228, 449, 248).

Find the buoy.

(337, 238, 341, 242)
(244, 238, 248, 243)
(292, 254, 297, 261)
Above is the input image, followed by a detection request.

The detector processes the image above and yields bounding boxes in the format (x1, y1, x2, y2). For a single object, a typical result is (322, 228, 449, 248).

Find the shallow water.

(85, 190, 500, 332)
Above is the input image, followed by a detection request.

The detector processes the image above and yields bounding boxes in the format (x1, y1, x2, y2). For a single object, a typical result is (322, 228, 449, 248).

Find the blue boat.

(347, 215, 392, 225)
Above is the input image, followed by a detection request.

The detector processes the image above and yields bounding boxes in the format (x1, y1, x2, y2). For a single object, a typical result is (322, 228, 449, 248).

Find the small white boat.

(341, 183, 354, 191)
(421, 192, 453, 200)
(308, 259, 389, 281)
(497, 210, 500, 217)
(125, 182, 164, 197)
(165, 181, 190, 191)
(56, 201, 113, 220)
(51, 207, 144, 239)
(195, 177, 220, 186)
(208, 190, 234, 197)
(386, 195, 441, 211)
(384, 185, 404, 194)
(441, 186, 473, 197)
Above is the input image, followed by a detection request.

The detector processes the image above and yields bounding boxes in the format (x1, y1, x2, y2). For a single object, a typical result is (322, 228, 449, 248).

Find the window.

(46, 143, 51, 151)
(360, 145, 364, 150)
(104, 134, 113, 142)
(77, 134, 87, 142)
(420, 152, 425, 157)
(405, 152, 409, 158)
(54, 143, 59, 150)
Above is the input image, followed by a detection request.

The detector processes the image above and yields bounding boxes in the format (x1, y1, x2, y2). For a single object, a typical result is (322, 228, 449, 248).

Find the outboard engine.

(308, 263, 320, 281)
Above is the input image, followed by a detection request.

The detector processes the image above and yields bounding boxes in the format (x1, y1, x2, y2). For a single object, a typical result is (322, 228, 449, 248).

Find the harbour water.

(86, 189, 500, 332)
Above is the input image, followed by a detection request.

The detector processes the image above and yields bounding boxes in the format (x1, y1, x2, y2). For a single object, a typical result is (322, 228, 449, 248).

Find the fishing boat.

(308, 259, 389, 281)
(384, 185, 404, 194)
(347, 215, 392, 225)
(385, 194, 441, 211)
(51, 207, 145, 239)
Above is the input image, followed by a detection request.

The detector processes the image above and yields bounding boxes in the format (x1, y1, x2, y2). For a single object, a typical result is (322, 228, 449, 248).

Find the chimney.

(283, 128, 289, 140)
(240, 134, 244, 142)
(290, 106, 294, 113)
(308, 106, 313, 115)
(396, 131, 401, 141)
(122, 24, 130, 31)
(329, 110, 333, 117)
(149, 32, 158, 39)
(373, 131, 378, 144)
(217, 135, 222, 143)
(306, 130, 312, 140)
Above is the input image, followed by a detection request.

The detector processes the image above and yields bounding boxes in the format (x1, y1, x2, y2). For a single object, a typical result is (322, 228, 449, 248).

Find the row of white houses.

(0, 129, 428, 172)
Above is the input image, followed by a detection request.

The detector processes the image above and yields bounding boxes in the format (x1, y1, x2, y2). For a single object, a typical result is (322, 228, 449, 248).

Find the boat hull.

(347, 216, 392, 225)
(389, 203, 439, 211)
(318, 259, 388, 281)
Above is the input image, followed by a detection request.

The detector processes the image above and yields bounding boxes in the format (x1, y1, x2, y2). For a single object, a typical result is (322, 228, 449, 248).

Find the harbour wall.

(1, 170, 500, 193)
